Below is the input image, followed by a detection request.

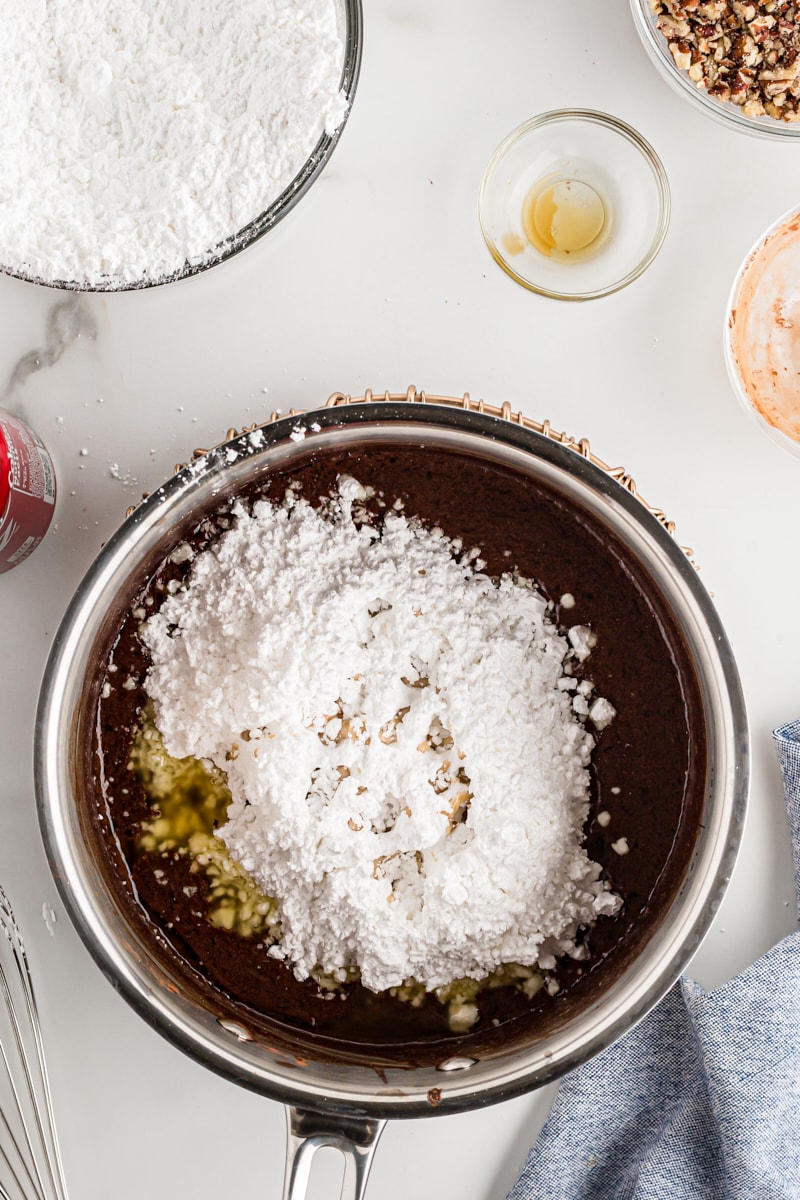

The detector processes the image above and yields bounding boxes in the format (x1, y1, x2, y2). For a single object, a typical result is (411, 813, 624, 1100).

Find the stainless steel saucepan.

(35, 392, 748, 1199)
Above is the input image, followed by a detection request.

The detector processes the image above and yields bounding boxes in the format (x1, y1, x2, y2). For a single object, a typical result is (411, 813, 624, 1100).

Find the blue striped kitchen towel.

(508, 719, 800, 1200)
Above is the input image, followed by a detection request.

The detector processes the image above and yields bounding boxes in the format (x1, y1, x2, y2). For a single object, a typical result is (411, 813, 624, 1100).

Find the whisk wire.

(0, 887, 68, 1200)
(0, 1099, 42, 1200)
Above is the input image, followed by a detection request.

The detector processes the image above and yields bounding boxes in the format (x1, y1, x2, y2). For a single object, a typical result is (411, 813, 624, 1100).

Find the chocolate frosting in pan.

(84, 441, 706, 1068)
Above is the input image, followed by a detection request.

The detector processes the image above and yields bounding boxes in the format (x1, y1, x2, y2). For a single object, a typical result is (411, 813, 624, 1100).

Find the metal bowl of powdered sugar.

(0, 0, 361, 291)
(36, 396, 747, 1199)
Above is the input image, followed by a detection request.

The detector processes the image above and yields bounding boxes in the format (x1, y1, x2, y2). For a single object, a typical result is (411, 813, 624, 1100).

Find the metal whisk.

(0, 886, 68, 1200)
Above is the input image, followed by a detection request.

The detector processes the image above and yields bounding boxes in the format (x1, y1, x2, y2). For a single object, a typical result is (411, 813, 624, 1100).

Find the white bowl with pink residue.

(726, 205, 800, 459)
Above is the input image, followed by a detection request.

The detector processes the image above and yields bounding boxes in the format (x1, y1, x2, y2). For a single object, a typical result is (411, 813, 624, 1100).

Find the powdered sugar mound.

(0, 0, 346, 285)
(142, 478, 619, 992)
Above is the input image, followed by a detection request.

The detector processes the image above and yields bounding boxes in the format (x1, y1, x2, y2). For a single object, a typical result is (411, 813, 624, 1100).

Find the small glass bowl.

(479, 110, 670, 301)
(725, 205, 800, 459)
(630, 0, 800, 141)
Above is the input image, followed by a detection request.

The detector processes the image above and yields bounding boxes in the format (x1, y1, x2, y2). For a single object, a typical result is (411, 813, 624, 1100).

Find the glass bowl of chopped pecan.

(632, 0, 800, 138)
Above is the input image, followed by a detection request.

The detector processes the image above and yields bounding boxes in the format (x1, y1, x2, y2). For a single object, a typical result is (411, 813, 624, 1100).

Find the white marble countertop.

(2, 2, 799, 1197)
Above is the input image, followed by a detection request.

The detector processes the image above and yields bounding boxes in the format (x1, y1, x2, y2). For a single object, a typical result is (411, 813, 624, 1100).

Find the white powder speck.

(108, 462, 139, 486)
(142, 479, 619, 993)
(169, 542, 194, 565)
(596, 810, 611, 827)
(41, 904, 57, 936)
(589, 697, 616, 730)
(611, 837, 630, 856)
(1, 1, 347, 286)
(568, 625, 597, 662)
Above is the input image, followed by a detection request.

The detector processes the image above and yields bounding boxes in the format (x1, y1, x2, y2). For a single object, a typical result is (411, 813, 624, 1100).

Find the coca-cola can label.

(0, 409, 57, 574)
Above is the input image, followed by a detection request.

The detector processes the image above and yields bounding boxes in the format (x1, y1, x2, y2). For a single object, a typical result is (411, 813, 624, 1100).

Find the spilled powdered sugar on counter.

(0, 0, 346, 285)
(142, 478, 619, 993)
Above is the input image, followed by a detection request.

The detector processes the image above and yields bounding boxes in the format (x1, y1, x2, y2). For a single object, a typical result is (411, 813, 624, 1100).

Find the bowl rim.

(478, 108, 671, 301)
(35, 399, 748, 1117)
(630, 0, 800, 140)
(1, 0, 363, 293)
(724, 202, 800, 459)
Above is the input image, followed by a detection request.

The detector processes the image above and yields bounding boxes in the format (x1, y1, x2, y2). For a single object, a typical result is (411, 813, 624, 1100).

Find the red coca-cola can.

(0, 409, 57, 574)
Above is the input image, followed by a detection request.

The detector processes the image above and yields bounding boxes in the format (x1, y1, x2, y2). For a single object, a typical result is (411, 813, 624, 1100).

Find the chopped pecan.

(651, 0, 800, 121)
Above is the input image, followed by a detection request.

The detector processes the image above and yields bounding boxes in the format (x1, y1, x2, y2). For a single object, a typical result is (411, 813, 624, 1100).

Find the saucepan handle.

(281, 1106, 386, 1200)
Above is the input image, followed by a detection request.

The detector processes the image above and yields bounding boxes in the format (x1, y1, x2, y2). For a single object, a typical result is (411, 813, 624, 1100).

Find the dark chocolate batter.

(85, 441, 706, 1067)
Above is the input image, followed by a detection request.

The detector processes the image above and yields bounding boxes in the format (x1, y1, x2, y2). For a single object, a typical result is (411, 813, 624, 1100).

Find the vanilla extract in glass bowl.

(480, 110, 670, 301)
(518, 176, 611, 264)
